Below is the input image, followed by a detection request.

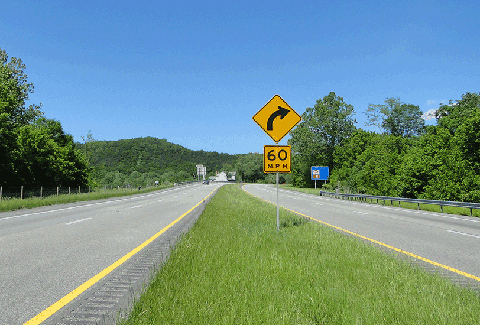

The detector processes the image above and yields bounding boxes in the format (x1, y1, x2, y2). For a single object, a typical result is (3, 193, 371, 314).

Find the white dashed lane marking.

(66, 218, 92, 226)
(447, 229, 480, 239)
(0, 187, 199, 221)
(248, 185, 480, 225)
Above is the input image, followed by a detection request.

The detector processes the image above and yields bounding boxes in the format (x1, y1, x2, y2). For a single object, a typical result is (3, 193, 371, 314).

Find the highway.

(3, 182, 479, 324)
(0, 183, 223, 325)
(243, 184, 480, 286)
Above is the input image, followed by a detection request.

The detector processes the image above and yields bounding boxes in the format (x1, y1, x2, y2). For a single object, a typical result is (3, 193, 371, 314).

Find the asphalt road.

(0, 183, 223, 325)
(243, 184, 480, 284)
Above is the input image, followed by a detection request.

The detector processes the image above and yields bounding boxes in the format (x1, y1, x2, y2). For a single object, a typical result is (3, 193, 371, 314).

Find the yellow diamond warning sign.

(264, 145, 291, 173)
(253, 95, 301, 143)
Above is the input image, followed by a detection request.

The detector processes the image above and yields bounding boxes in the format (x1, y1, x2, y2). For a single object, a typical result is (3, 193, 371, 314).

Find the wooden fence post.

(40, 186, 43, 198)
(57, 187, 59, 196)
(21, 186, 23, 200)
(78, 186, 81, 194)
(69, 187, 71, 195)
(0, 186, 2, 201)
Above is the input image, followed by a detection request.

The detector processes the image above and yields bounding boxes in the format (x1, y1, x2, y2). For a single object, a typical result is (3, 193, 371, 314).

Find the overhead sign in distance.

(253, 95, 301, 143)
(264, 145, 291, 173)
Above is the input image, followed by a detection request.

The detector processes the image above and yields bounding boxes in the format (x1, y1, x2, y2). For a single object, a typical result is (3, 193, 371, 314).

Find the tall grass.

(119, 184, 480, 324)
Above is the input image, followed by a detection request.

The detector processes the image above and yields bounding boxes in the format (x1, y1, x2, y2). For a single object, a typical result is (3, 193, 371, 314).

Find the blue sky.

(1, 0, 479, 155)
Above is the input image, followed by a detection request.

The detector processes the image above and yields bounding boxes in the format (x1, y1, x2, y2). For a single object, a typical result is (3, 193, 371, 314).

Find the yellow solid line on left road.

(242, 185, 480, 283)
(24, 186, 219, 325)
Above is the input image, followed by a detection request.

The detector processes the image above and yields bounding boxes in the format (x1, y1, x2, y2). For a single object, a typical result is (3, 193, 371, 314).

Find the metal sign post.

(253, 95, 301, 230)
(276, 172, 280, 230)
(263, 145, 291, 230)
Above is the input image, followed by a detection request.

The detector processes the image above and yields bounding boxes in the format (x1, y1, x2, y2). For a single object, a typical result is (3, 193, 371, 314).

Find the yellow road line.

(242, 185, 480, 283)
(24, 187, 219, 325)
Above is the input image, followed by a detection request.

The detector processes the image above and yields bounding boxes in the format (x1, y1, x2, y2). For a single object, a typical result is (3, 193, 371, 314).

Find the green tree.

(394, 93, 480, 201)
(288, 92, 356, 187)
(0, 48, 42, 126)
(415, 127, 466, 201)
(396, 138, 433, 199)
(330, 128, 415, 196)
(235, 153, 264, 183)
(222, 163, 234, 173)
(12, 118, 90, 186)
(355, 135, 409, 196)
(80, 130, 96, 163)
(103, 171, 127, 187)
(396, 124, 480, 202)
(339, 134, 408, 195)
(1, 48, 43, 185)
(289, 152, 312, 187)
(365, 97, 425, 137)
(436, 92, 480, 134)
(455, 111, 480, 168)
(330, 129, 377, 192)
(78, 137, 239, 186)
(450, 112, 480, 202)
(1, 48, 90, 187)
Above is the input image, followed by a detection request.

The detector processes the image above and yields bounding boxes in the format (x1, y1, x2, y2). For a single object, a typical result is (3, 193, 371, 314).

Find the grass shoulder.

(0, 184, 174, 212)
(280, 184, 480, 217)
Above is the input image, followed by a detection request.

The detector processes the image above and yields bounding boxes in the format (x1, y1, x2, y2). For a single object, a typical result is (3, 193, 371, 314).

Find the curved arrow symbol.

(267, 106, 290, 131)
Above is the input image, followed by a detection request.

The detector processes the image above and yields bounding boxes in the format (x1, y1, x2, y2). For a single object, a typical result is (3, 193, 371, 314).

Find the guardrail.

(319, 191, 480, 216)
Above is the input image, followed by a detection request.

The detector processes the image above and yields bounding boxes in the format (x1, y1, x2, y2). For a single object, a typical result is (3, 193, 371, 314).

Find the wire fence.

(0, 186, 91, 200)
(0, 185, 156, 201)
(0, 180, 203, 201)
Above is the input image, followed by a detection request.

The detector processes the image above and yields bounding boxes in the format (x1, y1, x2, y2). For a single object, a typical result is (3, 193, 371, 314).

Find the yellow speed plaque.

(264, 145, 291, 173)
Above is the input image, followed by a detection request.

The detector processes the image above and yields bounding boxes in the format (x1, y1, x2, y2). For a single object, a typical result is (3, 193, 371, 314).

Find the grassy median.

(119, 184, 480, 324)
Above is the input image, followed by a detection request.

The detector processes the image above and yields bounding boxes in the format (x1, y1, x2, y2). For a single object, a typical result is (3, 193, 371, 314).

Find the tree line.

(0, 48, 240, 189)
(76, 136, 238, 187)
(2, 47, 479, 203)
(1, 48, 89, 188)
(288, 92, 480, 202)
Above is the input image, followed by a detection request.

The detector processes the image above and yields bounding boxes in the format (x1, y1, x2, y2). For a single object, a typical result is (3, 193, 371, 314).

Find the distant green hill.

(76, 137, 238, 187)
